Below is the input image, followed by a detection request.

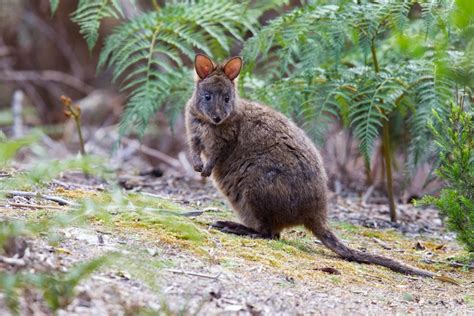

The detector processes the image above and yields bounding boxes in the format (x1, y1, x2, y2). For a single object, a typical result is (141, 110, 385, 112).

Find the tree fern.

(243, 0, 470, 162)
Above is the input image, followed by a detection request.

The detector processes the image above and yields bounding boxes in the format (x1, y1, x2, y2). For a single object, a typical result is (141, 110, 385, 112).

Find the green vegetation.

(0, 138, 113, 314)
(419, 103, 473, 257)
(0, 257, 108, 314)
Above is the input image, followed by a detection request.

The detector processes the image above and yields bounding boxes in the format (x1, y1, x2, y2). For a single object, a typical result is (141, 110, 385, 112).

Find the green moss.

(329, 275, 342, 284)
(116, 211, 206, 243)
(277, 239, 318, 254)
(464, 295, 474, 308)
(332, 222, 362, 235)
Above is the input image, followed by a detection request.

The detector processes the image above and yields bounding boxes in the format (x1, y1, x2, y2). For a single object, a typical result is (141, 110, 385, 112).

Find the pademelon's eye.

(224, 96, 230, 103)
(205, 93, 211, 101)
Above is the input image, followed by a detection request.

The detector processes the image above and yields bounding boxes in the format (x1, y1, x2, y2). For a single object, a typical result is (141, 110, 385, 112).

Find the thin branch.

(0, 256, 26, 267)
(11, 90, 24, 138)
(1, 202, 65, 210)
(0, 70, 93, 94)
(361, 184, 375, 206)
(22, 12, 84, 79)
(164, 269, 221, 279)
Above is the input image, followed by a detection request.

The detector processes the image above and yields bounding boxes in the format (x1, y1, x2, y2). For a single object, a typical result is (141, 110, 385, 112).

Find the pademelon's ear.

(223, 56, 243, 81)
(195, 54, 215, 79)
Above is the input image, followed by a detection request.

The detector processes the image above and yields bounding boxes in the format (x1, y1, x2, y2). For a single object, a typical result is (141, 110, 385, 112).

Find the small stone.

(146, 248, 158, 256)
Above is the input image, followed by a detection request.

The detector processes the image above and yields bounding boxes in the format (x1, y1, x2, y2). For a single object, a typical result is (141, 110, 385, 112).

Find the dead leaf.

(209, 289, 222, 299)
(55, 247, 72, 255)
(414, 241, 426, 250)
(434, 275, 461, 285)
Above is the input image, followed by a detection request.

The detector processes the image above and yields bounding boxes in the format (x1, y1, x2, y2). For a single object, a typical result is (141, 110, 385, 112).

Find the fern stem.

(382, 120, 396, 222)
(74, 115, 86, 156)
(371, 38, 397, 222)
(151, 0, 160, 11)
(364, 159, 373, 185)
(370, 39, 380, 73)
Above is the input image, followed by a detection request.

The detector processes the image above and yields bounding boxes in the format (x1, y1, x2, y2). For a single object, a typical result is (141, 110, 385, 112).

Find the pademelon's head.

(193, 54, 242, 125)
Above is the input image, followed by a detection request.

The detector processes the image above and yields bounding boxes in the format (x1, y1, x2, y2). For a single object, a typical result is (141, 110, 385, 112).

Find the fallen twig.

(361, 184, 375, 206)
(141, 208, 204, 217)
(0, 70, 93, 93)
(423, 257, 474, 270)
(164, 268, 220, 280)
(52, 179, 103, 191)
(122, 138, 183, 170)
(371, 237, 391, 250)
(1, 202, 65, 210)
(0, 190, 78, 206)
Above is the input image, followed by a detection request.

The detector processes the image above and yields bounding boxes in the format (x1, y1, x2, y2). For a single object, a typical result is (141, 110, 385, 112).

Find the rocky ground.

(0, 173, 472, 315)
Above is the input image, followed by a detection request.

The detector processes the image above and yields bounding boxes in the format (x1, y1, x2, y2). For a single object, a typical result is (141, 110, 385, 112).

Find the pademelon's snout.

(211, 114, 222, 124)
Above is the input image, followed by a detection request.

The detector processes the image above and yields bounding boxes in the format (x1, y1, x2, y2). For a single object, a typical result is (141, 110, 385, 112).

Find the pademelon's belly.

(212, 143, 323, 223)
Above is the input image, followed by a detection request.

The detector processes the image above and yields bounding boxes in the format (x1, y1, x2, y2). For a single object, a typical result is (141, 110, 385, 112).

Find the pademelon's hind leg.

(211, 221, 280, 239)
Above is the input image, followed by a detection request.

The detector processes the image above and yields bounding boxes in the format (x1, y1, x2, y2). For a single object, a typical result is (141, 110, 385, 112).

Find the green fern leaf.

(349, 71, 402, 163)
(71, 0, 126, 51)
(406, 60, 453, 168)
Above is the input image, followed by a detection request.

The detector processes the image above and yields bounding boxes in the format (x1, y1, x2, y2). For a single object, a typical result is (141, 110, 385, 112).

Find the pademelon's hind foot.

(211, 221, 280, 239)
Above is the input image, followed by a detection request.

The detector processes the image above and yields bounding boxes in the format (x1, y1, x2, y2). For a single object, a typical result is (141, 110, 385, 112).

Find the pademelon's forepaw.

(201, 166, 213, 177)
(193, 161, 203, 173)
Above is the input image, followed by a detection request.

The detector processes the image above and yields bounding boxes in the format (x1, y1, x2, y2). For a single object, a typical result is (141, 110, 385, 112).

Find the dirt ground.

(0, 173, 473, 315)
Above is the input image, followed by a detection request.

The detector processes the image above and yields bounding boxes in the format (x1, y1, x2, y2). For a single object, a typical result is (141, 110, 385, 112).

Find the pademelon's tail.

(309, 222, 435, 277)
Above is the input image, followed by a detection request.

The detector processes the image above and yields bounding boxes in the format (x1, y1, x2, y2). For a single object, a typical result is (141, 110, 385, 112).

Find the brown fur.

(185, 54, 434, 278)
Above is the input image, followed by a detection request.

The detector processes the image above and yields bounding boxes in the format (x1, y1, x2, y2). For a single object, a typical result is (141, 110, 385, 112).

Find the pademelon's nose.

(212, 115, 221, 124)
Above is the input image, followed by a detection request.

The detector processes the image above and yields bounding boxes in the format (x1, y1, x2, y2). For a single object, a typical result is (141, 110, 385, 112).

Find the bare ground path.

(0, 174, 472, 315)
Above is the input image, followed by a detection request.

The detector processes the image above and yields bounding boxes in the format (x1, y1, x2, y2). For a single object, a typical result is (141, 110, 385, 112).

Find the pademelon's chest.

(200, 124, 239, 157)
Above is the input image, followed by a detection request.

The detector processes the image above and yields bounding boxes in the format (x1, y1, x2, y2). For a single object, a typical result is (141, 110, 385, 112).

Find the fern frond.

(118, 69, 191, 137)
(349, 71, 403, 162)
(244, 68, 343, 143)
(71, 0, 128, 51)
(406, 60, 454, 168)
(387, 1, 411, 31)
(243, 4, 343, 75)
(420, 0, 454, 39)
